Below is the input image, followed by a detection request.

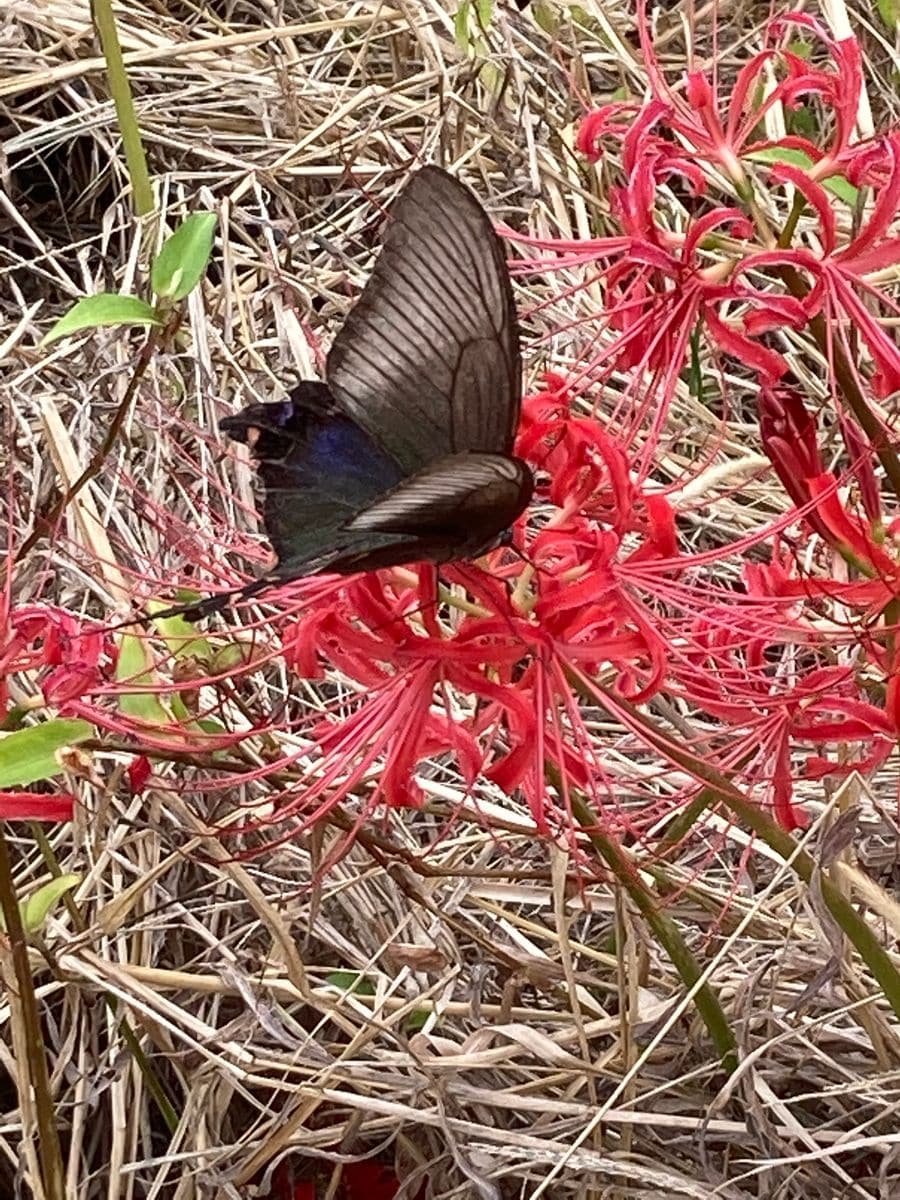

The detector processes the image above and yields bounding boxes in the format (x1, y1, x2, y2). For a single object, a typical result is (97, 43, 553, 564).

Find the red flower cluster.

(267, 379, 684, 835)
(2, 604, 109, 711)
(0, 602, 110, 821)
(10, 5, 900, 846)
(516, 8, 900, 419)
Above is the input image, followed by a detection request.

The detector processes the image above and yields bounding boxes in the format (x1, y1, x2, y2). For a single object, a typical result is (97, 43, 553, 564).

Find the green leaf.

(454, 0, 472, 52)
(785, 106, 817, 140)
(211, 641, 259, 673)
(151, 213, 217, 301)
(746, 146, 859, 205)
(877, 0, 900, 28)
(41, 294, 161, 346)
(194, 717, 227, 737)
(115, 634, 174, 726)
(147, 602, 211, 660)
(786, 39, 813, 60)
(324, 971, 376, 996)
(475, 0, 492, 28)
(168, 694, 225, 738)
(406, 1008, 431, 1032)
(19, 875, 81, 934)
(170, 694, 193, 722)
(0, 720, 94, 788)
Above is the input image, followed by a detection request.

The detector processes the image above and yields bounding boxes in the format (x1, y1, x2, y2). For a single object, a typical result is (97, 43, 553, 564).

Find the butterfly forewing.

(326, 166, 521, 474)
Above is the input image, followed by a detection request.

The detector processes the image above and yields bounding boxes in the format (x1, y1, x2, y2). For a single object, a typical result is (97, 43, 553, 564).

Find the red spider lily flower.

(677, 555, 900, 831)
(758, 386, 899, 576)
(544, 6, 900, 427)
(804, 476, 897, 577)
(2, 605, 112, 712)
(1, 580, 283, 755)
(739, 428, 900, 640)
(269, 1159, 316, 1200)
(731, 139, 900, 400)
(121, 375, 900, 847)
(759, 387, 833, 544)
(511, 204, 802, 428)
(340, 1160, 408, 1200)
(2, 599, 244, 754)
(738, 521, 900, 750)
(579, 6, 864, 184)
(236, 384, 695, 841)
(0, 791, 74, 822)
(268, 1155, 419, 1200)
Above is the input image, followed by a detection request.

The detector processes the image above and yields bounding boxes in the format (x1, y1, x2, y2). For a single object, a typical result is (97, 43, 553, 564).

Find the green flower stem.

(14, 318, 172, 568)
(567, 786, 738, 1070)
(27, 826, 180, 1134)
(583, 677, 900, 1019)
(776, 262, 900, 499)
(91, 0, 154, 218)
(0, 828, 65, 1200)
(777, 191, 807, 250)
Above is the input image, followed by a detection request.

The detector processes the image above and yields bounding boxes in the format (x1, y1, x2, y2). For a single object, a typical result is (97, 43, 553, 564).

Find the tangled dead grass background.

(4, 0, 900, 1197)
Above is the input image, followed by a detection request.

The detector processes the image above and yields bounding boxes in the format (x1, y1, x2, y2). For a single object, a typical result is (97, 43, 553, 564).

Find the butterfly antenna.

(153, 575, 275, 623)
(105, 575, 275, 633)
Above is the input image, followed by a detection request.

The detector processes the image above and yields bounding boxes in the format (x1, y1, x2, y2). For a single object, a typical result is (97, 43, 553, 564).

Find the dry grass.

(4, 1, 900, 1197)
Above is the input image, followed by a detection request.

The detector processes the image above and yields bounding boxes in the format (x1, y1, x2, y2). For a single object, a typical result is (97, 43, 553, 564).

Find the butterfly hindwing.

(326, 166, 521, 474)
(347, 453, 531, 548)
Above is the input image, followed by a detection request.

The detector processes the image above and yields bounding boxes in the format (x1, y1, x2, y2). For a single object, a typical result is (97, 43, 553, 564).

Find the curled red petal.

(0, 792, 74, 822)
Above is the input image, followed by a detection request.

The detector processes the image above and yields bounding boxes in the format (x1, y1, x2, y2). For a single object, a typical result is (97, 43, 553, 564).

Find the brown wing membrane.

(326, 166, 521, 476)
(346, 452, 533, 559)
